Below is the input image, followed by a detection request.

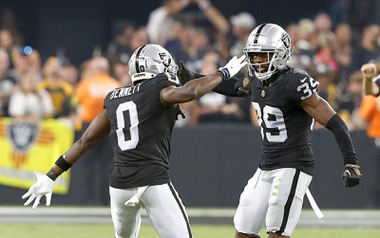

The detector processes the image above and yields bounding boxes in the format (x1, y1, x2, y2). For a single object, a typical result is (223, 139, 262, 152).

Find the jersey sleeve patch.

(291, 71, 319, 102)
(156, 73, 181, 91)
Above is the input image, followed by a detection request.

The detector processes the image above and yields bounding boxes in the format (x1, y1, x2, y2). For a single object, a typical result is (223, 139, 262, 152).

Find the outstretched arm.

(53, 110, 111, 174)
(301, 92, 361, 187)
(162, 55, 247, 105)
(177, 60, 250, 97)
(22, 110, 111, 208)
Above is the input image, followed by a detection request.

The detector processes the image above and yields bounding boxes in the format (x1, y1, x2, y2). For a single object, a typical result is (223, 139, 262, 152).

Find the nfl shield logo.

(261, 90, 266, 98)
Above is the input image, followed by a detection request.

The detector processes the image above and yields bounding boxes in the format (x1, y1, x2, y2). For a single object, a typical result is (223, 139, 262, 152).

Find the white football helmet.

(243, 23, 291, 81)
(128, 44, 178, 83)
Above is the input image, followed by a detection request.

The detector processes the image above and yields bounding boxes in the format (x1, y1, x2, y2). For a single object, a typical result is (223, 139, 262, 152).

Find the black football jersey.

(248, 67, 319, 175)
(103, 73, 182, 188)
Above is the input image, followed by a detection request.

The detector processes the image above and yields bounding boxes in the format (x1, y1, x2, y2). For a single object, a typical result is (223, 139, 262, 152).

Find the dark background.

(0, 0, 355, 66)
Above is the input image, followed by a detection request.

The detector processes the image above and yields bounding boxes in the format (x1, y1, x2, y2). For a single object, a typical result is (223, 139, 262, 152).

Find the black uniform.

(103, 73, 181, 189)
(248, 67, 319, 175)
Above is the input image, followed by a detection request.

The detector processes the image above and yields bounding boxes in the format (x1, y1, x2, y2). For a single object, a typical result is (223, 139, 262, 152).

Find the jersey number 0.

(116, 101, 139, 150)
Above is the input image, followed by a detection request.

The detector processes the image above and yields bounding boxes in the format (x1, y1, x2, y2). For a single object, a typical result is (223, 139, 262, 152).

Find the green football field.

(2, 224, 380, 238)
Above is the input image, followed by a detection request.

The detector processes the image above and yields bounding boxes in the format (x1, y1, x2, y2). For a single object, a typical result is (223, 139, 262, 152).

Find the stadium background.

(1, 1, 380, 236)
(2, 0, 377, 66)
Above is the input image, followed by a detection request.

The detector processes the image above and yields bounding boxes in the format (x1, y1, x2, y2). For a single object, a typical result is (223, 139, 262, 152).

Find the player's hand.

(177, 60, 196, 85)
(235, 78, 251, 96)
(217, 55, 247, 80)
(342, 164, 362, 188)
(361, 63, 377, 79)
(22, 171, 54, 209)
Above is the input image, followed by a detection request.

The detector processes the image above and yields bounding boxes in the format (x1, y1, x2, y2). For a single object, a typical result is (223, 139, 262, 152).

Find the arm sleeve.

(212, 77, 242, 97)
(191, 72, 246, 97)
(325, 114, 358, 165)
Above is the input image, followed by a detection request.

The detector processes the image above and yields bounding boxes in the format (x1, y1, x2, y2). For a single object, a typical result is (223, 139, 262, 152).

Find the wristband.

(46, 167, 59, 181)
(55, 155, 73, 171)
(216, 68, 230, 80)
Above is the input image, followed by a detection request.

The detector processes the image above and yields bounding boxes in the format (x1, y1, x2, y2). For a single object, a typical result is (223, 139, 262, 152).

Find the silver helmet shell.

(243, 23, 291, 81)
(128, 44, 178, 83)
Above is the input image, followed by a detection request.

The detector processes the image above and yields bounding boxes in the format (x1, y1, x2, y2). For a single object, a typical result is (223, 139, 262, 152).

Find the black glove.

(342, 164, 362, 187)
(177, 60, 196, 85)
(234, 79, 251, 96)
(237, 87, 251, 96)
(175, 105, 186, 120)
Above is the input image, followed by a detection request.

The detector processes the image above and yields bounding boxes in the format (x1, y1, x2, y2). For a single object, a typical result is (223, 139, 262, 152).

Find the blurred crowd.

(0, 0, 380, 131)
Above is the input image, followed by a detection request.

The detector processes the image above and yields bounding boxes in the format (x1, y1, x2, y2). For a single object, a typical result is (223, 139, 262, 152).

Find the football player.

(180, 23, 362, 238)
(361, 62, 380, 96)
(22, 43, 247, 238)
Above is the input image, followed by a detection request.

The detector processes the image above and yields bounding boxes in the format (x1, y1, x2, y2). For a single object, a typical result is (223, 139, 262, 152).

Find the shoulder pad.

(156, 72, 181, 90)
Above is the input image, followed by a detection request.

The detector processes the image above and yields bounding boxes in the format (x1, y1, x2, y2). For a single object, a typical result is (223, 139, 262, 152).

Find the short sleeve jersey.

(248, 67, 319, 175)
(103, 73, 181, 188)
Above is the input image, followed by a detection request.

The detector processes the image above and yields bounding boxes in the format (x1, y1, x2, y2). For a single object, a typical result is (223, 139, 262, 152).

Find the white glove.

(22, 171, 55, 209)
(217, 55, 247, 80)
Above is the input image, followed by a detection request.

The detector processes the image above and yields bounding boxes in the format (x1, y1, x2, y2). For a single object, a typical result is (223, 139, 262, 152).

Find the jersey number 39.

(252, 102, 288, 142)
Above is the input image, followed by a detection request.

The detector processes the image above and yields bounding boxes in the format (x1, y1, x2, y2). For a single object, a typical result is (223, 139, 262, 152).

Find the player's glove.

(22, 171, 54, 209)
(177, 60, 196, 85)
(342, 164, 362, 188)
(216, 55, 247, 80)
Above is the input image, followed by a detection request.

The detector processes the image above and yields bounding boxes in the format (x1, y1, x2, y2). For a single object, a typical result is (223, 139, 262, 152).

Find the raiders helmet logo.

(281, 33, 290, 48)
(158, 52, 171, 67)
(9, 122, 38, 152)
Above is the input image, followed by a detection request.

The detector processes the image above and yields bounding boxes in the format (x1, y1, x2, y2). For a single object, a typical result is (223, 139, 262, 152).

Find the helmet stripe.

(253, 23, 267, 44)
(135, 44, 146, 73)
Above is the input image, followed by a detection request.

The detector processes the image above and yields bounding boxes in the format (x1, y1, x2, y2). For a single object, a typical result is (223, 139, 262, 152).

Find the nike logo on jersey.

(300, 77, 307, 83)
